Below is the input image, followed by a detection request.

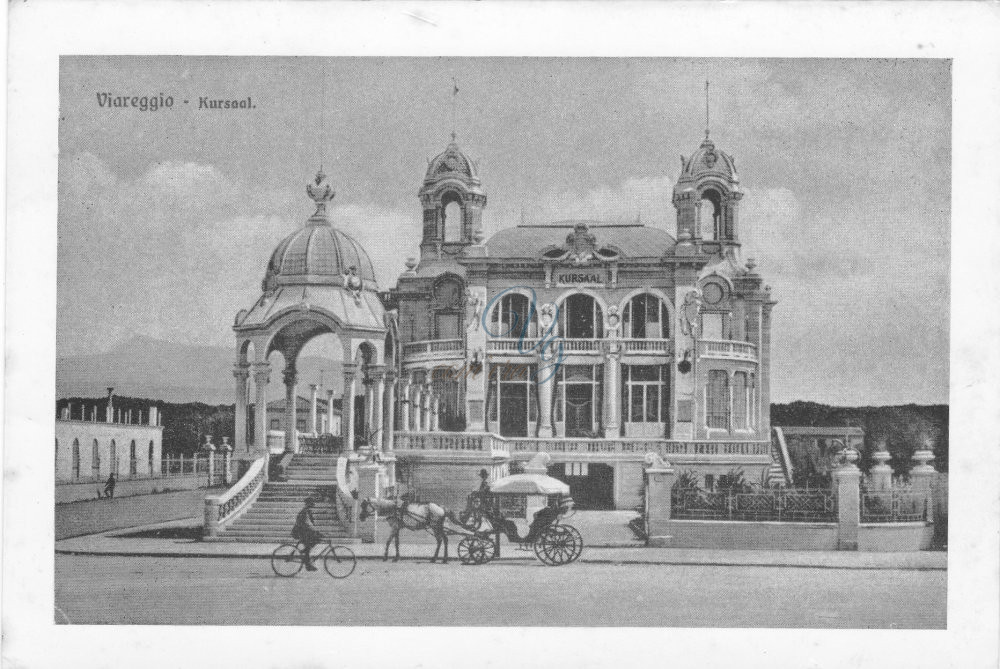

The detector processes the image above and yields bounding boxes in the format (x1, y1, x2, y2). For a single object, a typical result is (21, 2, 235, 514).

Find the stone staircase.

(766, 428, 793, 487)
(216, 454, 352, 543)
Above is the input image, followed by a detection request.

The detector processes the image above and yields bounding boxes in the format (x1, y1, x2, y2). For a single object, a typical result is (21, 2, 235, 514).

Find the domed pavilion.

(232, 170, 394, 466)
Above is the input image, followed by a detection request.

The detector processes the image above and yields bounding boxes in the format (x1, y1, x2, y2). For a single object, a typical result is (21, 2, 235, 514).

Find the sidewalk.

(55, 517, 947, 571)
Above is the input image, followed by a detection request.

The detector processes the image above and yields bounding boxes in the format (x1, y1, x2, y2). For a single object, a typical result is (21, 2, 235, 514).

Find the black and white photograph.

(5, 3, 1000, 668)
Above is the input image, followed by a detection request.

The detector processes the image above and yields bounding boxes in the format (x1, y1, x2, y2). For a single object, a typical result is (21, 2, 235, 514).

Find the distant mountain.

(56, 335, 343, 404)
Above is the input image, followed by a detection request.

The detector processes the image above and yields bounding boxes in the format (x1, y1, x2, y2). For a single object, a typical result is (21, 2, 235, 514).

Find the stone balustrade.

(698, 338, 758, 362)
(402, 338, 464, 360)
(204, 454, 267, 537)
(394, 430, 770, 458)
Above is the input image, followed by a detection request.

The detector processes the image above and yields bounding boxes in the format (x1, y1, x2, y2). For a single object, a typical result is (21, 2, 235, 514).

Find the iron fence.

(671, 487, 837, 522)
(860, 489, 930, 523)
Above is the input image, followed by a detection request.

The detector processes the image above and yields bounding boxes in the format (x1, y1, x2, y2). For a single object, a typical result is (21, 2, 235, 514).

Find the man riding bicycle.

(291, 497, 323, 571)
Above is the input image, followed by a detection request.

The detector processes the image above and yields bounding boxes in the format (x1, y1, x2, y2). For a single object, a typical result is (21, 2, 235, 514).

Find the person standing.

(104, 472, 116, 499)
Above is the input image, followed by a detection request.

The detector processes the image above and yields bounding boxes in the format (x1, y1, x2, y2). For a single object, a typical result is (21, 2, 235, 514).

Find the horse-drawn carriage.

(359, 471, 584, 566)
(455, 472, 583, 567)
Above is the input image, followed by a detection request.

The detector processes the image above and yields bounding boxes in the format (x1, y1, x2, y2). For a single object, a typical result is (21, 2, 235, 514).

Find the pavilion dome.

(424, 140, 480, 185)
(263, 170, 378, 289)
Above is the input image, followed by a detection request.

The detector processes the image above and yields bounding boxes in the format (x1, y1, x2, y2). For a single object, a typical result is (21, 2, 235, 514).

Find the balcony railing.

(486, 338, 539, 353)
(622, 338, 672, 355)
(402, 338, 464, 359)
(394, 431, 770, 458)
(560, 338, 603, 354)
(698, 339, 758, 362)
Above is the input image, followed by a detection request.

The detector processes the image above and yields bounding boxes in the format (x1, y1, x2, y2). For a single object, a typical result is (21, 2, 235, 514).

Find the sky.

(57, 57, 950, 405)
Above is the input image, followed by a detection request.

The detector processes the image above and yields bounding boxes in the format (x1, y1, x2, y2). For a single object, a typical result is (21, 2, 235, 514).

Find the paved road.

(55, 489, 213, 540)
(54, 554, 945, 628)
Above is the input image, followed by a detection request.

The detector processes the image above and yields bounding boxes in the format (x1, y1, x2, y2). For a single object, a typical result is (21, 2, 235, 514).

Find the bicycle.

(271, 541, 357, 578)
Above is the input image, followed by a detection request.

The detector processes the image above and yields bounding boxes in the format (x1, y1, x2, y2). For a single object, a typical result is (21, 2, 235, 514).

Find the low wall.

(650, 519, 839, 551)
(858, 523, 934, 552)
(649, 519, 934, 552)
(56, 474, 209, 504)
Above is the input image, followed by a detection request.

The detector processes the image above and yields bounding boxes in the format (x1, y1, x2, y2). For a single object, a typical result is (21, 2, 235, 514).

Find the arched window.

(130, 440, 138, 476)
(109, 440, 117, 476)
(706, 370, 730, 430)
(148, 441, 155, 476)
(489, 292, 537, 339)
(72, 439, 80, 479)
(560, 294, 603, 339)
(442, 192, 463, 242)
(699, 189, 722, 241)
(91, 439, 100, 478)
(623, 294, 669, 339)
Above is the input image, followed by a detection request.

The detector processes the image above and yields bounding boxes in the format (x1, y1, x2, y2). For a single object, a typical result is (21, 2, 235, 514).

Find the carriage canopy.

(489, 474, 570, 496)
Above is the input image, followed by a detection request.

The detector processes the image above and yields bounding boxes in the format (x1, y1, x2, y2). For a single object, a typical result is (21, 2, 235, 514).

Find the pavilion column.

(413, 387, 423, 431)
(252, 363, 271, 457)
(233, 363, 250, 453)
(383, 370, 397, 451)
(309, 384, 319, 434)
(326, 388, 336, 435)
(399, 377, 412, 432)
(283, 365, 298, 454)
(604, 349, 622, 438)
(342, 364, 358, 451)
(431, 396, 440, 432)
(363, 375, 376, 446)
(369, 365, 387, 450)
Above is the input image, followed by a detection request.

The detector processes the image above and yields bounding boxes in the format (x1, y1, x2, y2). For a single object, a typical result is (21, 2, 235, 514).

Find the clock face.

(703, 282, 724, 305)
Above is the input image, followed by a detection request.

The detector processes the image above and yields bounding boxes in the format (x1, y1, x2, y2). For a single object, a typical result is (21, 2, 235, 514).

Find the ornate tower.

(418, 137, 487, 262)
(672, 131, 743, 253)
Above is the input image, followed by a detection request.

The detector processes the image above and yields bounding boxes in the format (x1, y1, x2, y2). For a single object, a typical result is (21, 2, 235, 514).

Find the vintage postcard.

(5, 2, 1000, 669)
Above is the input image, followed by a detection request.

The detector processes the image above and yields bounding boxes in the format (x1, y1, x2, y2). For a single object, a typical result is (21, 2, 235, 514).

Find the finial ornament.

(705, 79, 710, 140)
(306, 169, 335, 215)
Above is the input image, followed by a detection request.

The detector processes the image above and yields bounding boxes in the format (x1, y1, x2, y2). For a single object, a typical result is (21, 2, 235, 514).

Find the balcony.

(402, 338, 464, 362)
(394, 430, 771, 461)
(698, 339, 758, 362)
(621, 338, 672, 355)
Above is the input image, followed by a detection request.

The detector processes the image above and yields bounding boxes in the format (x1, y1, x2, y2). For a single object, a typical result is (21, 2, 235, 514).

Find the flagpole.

(451, 77, 458, 142)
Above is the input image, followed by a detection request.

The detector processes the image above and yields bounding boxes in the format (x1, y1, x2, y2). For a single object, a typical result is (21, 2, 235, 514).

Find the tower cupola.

(673, 132, 743, 248)
(418, 136, 487, 260)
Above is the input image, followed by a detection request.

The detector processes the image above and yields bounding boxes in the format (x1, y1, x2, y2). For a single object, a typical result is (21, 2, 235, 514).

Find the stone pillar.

(384, 371, 397, 452)
(537, 360, 554, 438)
(832, 446, 861, 551)
(342, 364, 358, 452)
(233, 364, 250, 453)
(357, 463, 383, 543)
(326, 389, 336, 435)
(399, 377, 412, 431)
(910, 443, 937, 523)
(222, 439, 233, 485)
(431, 396, 441, 432)
(204, 436, 216, 486)
(105, 387, 114, 423)
(204, 496, 221, 537)
(283, 365, 298, 454)
(643, 453, 676, 542)
(414, 387, 424, 431)
(364, 376, 376, 445)
(309, 384, 319, 435)
(252, 363, 271, 457)
(869, 441, 893, 491)
(603, 349, 622, 438)
(422, 386, 432, 431)
(369, 366, 387, 450)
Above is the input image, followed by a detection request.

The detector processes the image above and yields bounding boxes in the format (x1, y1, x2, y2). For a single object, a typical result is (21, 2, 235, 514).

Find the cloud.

(57, 154, 419, 355)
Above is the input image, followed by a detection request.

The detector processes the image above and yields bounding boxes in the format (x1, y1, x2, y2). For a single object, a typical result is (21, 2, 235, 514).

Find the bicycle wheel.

(271, 543, 304, 577)
(323, 545, 357, 579)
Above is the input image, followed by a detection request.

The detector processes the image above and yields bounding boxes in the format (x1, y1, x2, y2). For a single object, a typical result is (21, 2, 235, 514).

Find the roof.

(678, 136, 739, 185)
(267, 222, 377, 286)
(485, 221, 676, 260)
(235, 282, 386, 333)
(489, 473, 570, 495)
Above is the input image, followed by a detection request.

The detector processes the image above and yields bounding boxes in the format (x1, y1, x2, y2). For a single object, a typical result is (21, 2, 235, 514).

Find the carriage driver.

(292, 497, 323, 571)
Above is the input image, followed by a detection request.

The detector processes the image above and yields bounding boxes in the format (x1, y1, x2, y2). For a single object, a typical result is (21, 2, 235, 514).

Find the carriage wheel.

(458, 536, 496, 565)
(534, 525, 581, 566)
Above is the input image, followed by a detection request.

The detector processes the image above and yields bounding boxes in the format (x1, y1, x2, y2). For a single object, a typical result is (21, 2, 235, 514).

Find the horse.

(358, 497, 465, 564)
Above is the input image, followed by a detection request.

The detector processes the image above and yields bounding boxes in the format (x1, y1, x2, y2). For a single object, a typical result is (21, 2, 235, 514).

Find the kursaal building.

(227, 128, 784, 523)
